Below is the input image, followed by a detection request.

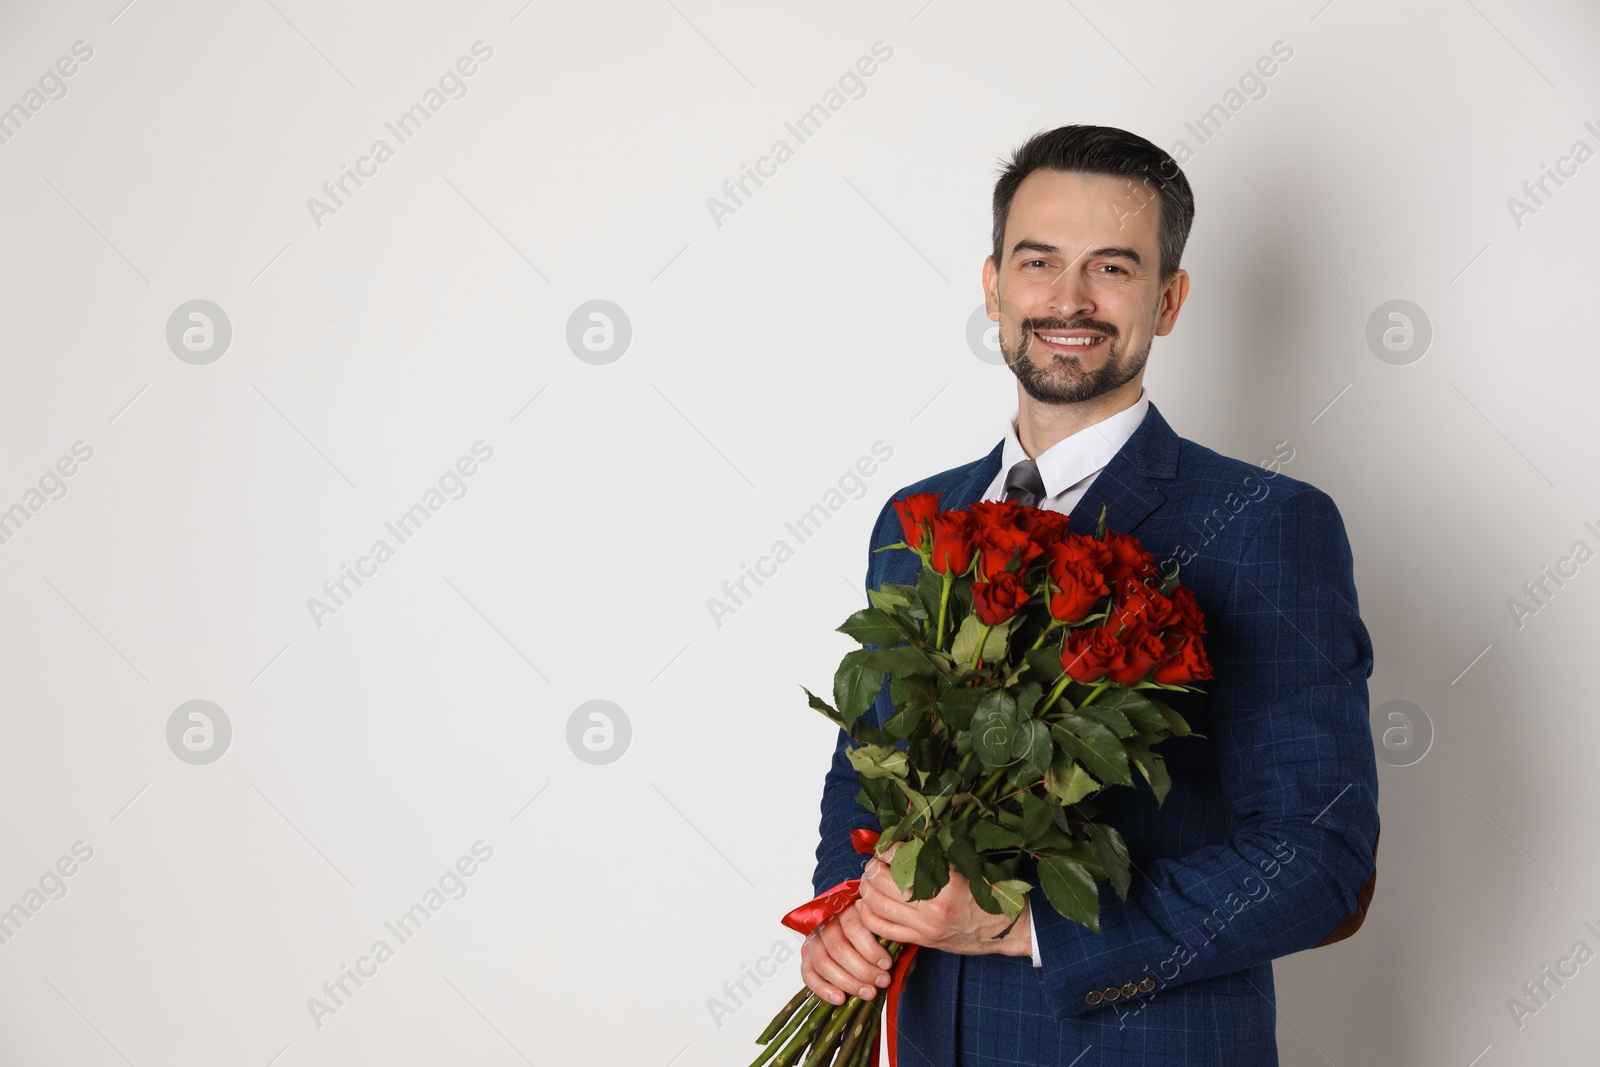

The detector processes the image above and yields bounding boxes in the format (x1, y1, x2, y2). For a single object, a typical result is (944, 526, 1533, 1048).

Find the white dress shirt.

(977, 388, 1150, 967)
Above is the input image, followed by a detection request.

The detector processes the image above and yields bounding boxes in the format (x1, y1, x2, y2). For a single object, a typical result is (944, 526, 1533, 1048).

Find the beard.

(1001, 314, 1151, 405)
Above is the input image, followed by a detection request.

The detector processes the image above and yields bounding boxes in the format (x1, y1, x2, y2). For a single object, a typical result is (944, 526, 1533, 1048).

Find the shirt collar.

(999, 389, 1150, 499)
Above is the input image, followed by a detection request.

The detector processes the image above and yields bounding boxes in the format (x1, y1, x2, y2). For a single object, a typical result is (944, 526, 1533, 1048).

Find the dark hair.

(991, 125, 1195, 283)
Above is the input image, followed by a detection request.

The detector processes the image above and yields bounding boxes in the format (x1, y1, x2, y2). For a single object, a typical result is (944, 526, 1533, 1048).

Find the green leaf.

(1029, 826, 1079, 855)
(1086, 823, 1132, 900)
(800, 686, 844, 728)
(876, 815, 914, 850)
(951, 612, 1014, 666)
(866, 586, 913, 613)
(938, 686, 988, 731)
(834, 649, 885, 730)
(1131, 747, 1173, 806)
(1149, 696, 1194, 737)
(864, 645, 938, 680)
(878, 583, 926, 618)
(1096, 688, 1169, 734)
(946, 832, 984, 883)
(968, 872, 1000, 914)
(889, 837, 923, 894)
(1021, 793, 1053, 845)
(894, 778, 934, 826)
(972, 690, 1021, 771)
(857, 774, 890, 811)
(1011, 681, 1044, 718)
(881, 702, 928, 741)
(1037, 854, 1101, 932)
(1024, 647, 1066, 688)
(911, 835, 949, 900)
(948, 612, 987, 665)
(837, 607, 905, 646)
(1044, 761, 1101, 805)
(1073, 704, 1135, 739)
(987, 878, 1033, 920)
(971, 819, 1023, 852)
(1012, 718, 1053, 776)
(916, 568, 947, 628)
(845, 744, 909, 780)
(1051, 719, 1134, 788)
(1003, 760, 1044, 795)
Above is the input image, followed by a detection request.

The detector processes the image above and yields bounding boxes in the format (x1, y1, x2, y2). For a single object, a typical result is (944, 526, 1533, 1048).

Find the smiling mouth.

(1032, 330, 1108, 351)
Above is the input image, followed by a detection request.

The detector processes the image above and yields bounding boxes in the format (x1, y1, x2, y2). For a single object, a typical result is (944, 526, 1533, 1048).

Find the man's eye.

(1098, 264, 1126, 274)
(1024, 259, 1048, 268)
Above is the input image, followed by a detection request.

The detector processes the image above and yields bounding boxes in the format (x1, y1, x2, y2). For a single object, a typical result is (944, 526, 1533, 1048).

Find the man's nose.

(1045, 268, 1095, 321)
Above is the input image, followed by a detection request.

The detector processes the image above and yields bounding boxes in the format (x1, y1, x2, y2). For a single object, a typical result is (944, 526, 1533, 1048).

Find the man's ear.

(982, 256, 1001, 320)
(1153, 268, 1190, 337)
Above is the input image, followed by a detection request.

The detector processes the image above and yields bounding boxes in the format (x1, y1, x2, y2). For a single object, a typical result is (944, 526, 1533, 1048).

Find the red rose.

(974, 522, 1042, 580)
(1154, 632, 1214, 684)
(1109, 576, 1177, 635)
(929, 510, 976, 575)
(972, 570, 1030, 626)
(968, 499, 1024, 528)
(1102, 529, 1157, 584)
(1061, 627, 1126, 683)
(1046, 548, 1109, 622)
(1167, 585, 1207, 635)
(1054, 531, 1114, 572)
(1109, 626, 1169, 686)
(1017, 507, 1072, 552)
(893, 492, 941, 551)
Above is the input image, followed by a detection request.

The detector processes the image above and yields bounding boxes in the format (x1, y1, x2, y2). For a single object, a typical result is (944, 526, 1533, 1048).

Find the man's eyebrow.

(1009, 240, 1143, 266)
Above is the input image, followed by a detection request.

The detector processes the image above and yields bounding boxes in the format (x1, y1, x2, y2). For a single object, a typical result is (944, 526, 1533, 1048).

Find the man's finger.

(839, 902, 894, 974)
(856, 900, 923, 946)
(800, 950, 848, 1006)
(819, 914, 887, 987)
(863, 857, 911, 901)
(809, 929, 880, 1002)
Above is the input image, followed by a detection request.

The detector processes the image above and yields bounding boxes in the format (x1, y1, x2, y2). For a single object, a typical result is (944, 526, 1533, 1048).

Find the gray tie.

(1002, 458, 1046, 507)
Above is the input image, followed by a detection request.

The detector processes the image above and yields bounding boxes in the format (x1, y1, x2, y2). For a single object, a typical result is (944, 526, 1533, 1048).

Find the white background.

(1, 1, 1597, 1064)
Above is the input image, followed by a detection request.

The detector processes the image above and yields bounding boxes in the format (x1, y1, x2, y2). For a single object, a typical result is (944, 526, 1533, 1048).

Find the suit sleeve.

(1030, 485, 1381, 1020)
(811, 500, 900, 897)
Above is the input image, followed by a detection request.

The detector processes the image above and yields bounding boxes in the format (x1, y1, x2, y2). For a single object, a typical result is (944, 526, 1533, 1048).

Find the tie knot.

(1002, 458, 1046, 507)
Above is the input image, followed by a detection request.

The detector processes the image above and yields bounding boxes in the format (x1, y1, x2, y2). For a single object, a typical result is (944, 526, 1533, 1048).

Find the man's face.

(982, 169, 1187, 406)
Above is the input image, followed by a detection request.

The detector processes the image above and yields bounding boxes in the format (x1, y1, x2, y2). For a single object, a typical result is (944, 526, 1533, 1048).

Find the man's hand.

(800, 902, 895, 1006)
(856, 842, 1033, 958)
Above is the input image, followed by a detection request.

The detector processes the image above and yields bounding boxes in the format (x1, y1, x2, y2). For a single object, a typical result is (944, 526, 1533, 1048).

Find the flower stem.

(831, 994, 881, 1067)
(934, 569, 953, 648)
(802, 993, 871, 1067)
(969, 623, 993, 669)
(1037, 671, 1074, 717)
(976, 767, 1007, 803)
(1029, 618, 1065, 651)
(757, 987, 814, 1045)
(1080, 680, 1111, 707)
(763, 995, 830, 1067)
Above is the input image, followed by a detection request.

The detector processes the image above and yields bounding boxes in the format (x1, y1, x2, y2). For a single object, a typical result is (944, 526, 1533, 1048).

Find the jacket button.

(1085, 990, 1103, 1005)
(1138, 978, 1156, 993)
(1102, 986, 1121, 1001)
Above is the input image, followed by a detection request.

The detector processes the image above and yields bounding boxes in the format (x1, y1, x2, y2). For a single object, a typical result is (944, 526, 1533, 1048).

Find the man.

(802, 125, 1380, 1065)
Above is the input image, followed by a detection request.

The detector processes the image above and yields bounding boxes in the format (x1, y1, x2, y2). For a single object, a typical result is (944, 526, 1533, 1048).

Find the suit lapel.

(947, 440, 1004, 511)
(962, 401, 1181, 535)
(1066, 401, 1179, 536)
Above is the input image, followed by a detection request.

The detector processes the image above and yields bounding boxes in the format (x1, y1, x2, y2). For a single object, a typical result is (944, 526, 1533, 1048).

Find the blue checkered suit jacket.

(812, 402, 1379, 1066)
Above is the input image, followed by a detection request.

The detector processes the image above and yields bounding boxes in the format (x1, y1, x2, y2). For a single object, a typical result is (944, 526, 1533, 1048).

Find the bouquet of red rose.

(751, 494, 1212, 1067)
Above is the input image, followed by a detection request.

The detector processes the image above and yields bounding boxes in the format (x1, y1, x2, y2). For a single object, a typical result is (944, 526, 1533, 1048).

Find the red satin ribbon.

(782, 829, 919, 1067)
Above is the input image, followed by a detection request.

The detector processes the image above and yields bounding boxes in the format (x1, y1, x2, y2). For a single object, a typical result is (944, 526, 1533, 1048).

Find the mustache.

(1021, 317, 1118, 337)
